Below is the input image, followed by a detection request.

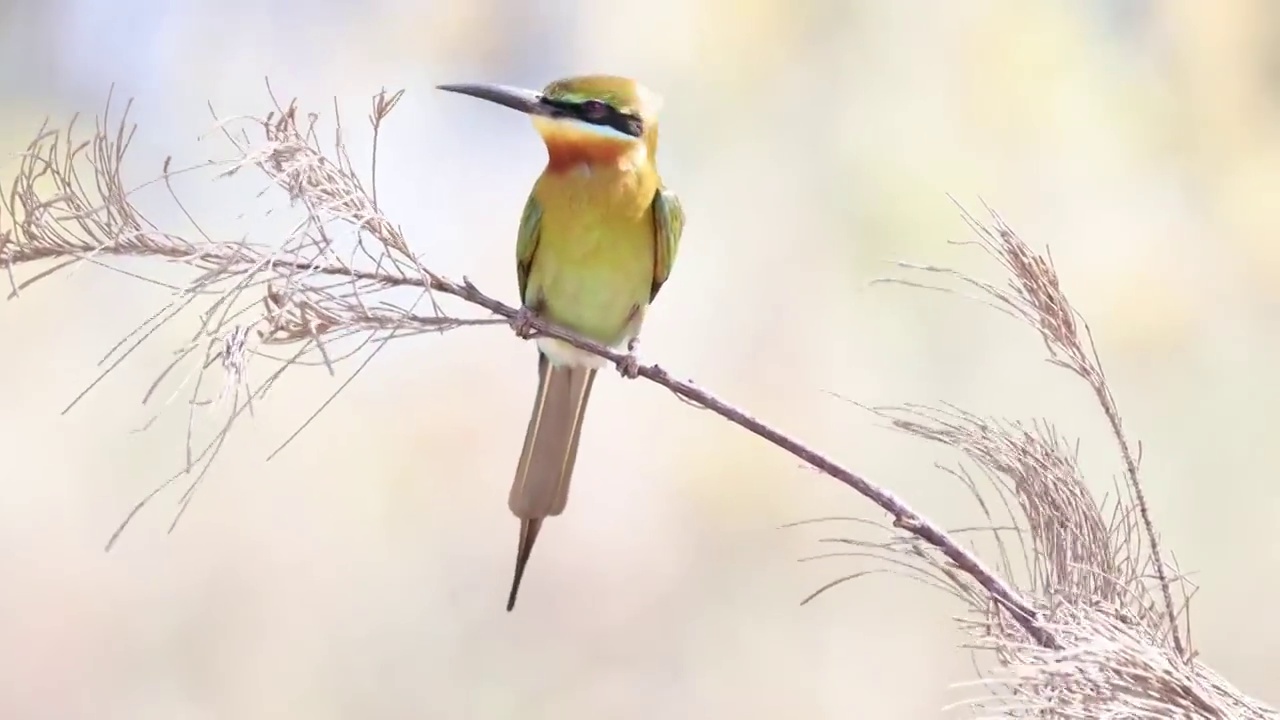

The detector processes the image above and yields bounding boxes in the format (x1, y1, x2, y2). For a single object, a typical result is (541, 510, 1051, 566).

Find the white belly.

(536, 335, 625, 369)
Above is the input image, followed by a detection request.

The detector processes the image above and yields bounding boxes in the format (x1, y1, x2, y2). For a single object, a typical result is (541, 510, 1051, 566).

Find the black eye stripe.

(540, 98, 645, 138)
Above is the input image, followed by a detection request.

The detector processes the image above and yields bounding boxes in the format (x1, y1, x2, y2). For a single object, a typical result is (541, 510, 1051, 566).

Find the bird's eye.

(580, 100, 609, 121)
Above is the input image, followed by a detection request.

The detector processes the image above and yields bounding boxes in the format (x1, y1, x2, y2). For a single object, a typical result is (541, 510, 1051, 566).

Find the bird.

(437, 75, 685, 611)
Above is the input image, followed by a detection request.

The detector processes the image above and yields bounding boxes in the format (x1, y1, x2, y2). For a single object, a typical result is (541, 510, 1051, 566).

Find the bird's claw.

(617, 336, 642, 378)
(617, 353, 641, 379)
(510, 307, 539, 340)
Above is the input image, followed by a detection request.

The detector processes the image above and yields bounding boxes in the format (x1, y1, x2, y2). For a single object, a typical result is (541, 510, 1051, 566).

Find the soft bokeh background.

(2, 0, 1279, 717)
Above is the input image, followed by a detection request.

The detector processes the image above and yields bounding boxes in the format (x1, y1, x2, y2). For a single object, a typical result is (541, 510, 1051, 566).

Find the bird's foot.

(617, 337, 642, 379)
(509, 307, 539, 340)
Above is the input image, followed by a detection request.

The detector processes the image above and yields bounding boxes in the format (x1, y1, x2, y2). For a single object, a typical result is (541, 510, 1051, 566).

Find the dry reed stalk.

(0, 86, 1272, 718)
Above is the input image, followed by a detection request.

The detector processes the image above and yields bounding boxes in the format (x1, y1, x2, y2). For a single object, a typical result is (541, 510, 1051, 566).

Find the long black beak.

(436, 83, 553, 117)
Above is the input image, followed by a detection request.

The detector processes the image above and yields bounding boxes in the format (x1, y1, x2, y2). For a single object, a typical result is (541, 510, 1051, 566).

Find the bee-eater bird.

(437, 75, 685, 611)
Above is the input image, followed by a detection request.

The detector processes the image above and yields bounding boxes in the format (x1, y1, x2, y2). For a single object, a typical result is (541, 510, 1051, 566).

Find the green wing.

(516, 192, 543, 304)
(650, 186, 685, 302)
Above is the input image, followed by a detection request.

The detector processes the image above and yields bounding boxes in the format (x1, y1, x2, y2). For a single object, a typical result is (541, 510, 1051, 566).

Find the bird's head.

(437, 75, 663, 167)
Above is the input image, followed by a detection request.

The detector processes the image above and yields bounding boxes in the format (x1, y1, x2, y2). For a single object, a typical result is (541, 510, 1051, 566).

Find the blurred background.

(2, 0, 1279, 717)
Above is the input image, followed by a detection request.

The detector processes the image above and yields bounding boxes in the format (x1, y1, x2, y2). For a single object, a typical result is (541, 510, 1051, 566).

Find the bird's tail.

(506, 352, 597, 611)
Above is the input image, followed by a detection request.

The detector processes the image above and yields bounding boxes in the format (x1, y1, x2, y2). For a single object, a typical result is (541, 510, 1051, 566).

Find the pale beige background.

(1, 0, 1278, 717)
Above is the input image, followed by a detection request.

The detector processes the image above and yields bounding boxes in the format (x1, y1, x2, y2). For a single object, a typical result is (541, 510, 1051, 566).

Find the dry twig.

(0, 87, 1272, 718)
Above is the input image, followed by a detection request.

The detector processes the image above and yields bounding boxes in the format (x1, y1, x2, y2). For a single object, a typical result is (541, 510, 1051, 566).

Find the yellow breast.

(524, 163, 658, 354)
